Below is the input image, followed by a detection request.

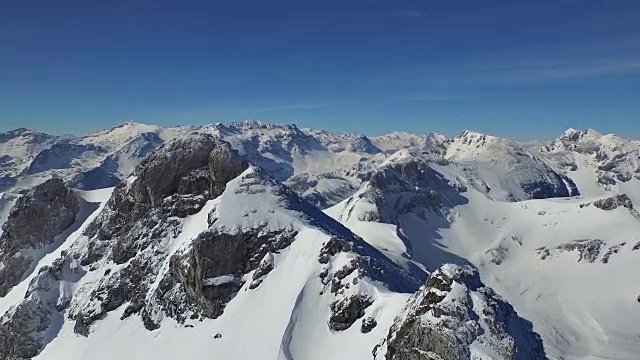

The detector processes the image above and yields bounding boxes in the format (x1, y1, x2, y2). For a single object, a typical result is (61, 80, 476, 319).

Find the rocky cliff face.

(0, 178, 79, 297)
(374, 265, 546, 360)
(0, 134, 420, 359)
(0, 134, 250, 357)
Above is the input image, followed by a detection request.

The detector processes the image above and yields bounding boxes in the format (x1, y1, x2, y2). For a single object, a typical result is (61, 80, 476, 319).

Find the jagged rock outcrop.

(537, 239, 606, 263)
(286, 172, 360, 209)
(131, 133, 219, 205)
(0, 256, 80, 359)
(69, 135, 250, 334)
(592, 194, 633, 210)
(155, 228, 297, 325)
(0, 178, 79, 297)
(209, 143, 250, 198)
(374, 265, 546, 360)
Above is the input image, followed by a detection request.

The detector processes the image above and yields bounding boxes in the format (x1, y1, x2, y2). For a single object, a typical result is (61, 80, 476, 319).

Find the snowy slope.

(19, 171, 407, 359)
(328, 149, 640, 360)
(0, 135, 423, 360)
(2, 121, 640, 360)
(443, 130, 578, 201)
(538, 128, 640, 197)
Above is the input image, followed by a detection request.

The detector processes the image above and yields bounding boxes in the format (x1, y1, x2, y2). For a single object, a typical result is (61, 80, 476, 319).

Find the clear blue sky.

(1, 0, 639, 139)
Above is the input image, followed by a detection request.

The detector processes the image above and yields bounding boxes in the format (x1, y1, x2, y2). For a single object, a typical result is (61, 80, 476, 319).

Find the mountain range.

(1, 120, 639, 360)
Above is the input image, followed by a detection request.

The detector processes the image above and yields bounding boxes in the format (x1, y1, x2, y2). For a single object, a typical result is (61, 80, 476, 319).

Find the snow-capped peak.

(445, 129, 522, 160)
(556, 127, 603, 144)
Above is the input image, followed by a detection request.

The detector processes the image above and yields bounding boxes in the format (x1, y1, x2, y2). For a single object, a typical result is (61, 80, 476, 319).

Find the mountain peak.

(454, 129, 503, 143)
(558, 128, 604, 143)
(0, 127, 49, 141)
(446, 130, 519, 160)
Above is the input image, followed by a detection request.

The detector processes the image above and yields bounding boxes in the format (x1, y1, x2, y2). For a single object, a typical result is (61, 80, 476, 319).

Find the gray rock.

(592, 194, 633, 211)
(0, 297, 52, 359)
(349, 156, 468, 225)
(601, 243, 626, 264)
(0, 256, 76, 360)
(70, 136, 252, 334)
(361, 316, 378, 333)
(131, 133, 218, 205)
(0, 178, 79, 297)
(329, 294, 373, 331)
(537, 239, 606, 263)
(209, 142, 249, 198)
(166, 228, 297, 322)
(376, 265, 546, 360)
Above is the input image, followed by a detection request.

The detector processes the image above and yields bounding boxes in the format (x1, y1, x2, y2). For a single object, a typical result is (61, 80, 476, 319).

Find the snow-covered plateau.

(1, 120, 639, 360)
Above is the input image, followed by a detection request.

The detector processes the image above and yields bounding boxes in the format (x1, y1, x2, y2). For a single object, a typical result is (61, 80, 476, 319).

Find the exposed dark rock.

(486, 245, 509, 265)
(249, 252, 275, 289)
(361, 316, 378, 333)
(601, 243, 625, 264)
(209, 143, 249, 198)
(168, 229, 296, 320)
(592, 194, 633, 211)
(0, 256, 80, 360)
(537, 239, 606, 263)
(131, 133, 218, 205)
(376, 265, 545, 360)
(633, 242, 640, 251)
(69, 136, 254, 334)
(0, 178, 79, 297)
(345, 156, 469, 226)
(0, 298, 52, 359)
(329, 294, 373, 331)
(520, 173, 579, 200)
(318, 237, 353, 264)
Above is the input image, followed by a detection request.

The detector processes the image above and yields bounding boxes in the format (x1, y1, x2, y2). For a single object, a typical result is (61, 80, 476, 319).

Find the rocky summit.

(1, 122, 639, 360)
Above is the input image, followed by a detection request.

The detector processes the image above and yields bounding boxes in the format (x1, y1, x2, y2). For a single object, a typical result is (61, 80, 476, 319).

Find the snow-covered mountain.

(371, 131, 449, 154)
(327, 145, 640, 360)
(0, 122, 186, 193)
(1, 122, 639, 359)
(539, 128, 640, 196)
(0, 120, 386, 208)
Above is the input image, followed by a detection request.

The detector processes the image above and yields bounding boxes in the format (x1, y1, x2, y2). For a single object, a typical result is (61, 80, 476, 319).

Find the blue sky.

(1, 0, 639, 139)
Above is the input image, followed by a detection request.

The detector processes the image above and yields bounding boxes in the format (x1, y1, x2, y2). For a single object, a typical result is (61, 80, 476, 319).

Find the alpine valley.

(1, 121, 639, 360)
